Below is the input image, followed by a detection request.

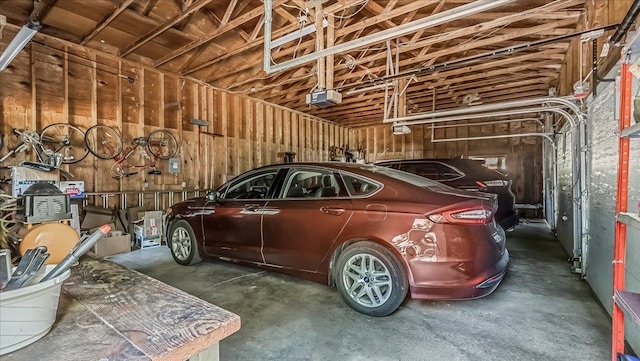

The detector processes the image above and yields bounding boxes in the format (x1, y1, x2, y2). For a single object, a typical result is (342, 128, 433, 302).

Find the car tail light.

(483, 180, 509, 187)
(428, 206, 494, 225)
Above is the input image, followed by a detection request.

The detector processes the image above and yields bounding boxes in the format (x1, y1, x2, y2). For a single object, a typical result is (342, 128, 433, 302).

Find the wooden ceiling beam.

(175, 0, 197, 31)
(80, 0, 134, 45)
(213, 0, 578, 92)
(220, 0, 238, 27)
(335, 1, 439, 38)
(304, 77, 555, 115)
(340, 90, 551, 127)
(305, 80, 554, 118)
(331, 17, 579, 87)
(122, 0, 215, 56)
(182, 21, 301, 75)
(299, 65, 558, 117)
(280, 77, 553, 119)
(383, 0, 399, 14)
(25, 0, 59, 24)
(274, 48, 564, 97)
(142, 0, 159, 17)
(154, 0, 287, 66)
(178, 44, 208, 73)
(202, 7, 250, 42)
(275, 7, 299, 25)
(205, 23, 372, 84)
(250, 14, 265, 41)
(327, 1, 582, 78)
(179, 0, 369, 74)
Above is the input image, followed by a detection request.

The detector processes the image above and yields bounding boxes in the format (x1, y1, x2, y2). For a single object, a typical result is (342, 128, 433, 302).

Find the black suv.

(376, 158, 519, 230)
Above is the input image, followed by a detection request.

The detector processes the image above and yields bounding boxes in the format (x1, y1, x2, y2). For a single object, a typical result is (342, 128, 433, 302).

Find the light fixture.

(0, 21, 41, 71)
(270, 19, 328, 49)
(392, 124, 411, 135)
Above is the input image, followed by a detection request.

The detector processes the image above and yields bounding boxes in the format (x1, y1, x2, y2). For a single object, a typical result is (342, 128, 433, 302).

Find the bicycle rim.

(85, 125, 123, 160)
(147, 130, 178, 160)
(40, 123, 89, 164)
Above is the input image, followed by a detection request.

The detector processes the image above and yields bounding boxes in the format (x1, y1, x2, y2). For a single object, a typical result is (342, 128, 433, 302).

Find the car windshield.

(363, 165, 457, 193)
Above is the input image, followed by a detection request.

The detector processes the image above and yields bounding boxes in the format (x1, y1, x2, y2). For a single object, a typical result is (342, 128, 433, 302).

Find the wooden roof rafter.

(80, 0, 135, 45)
(122, 0, 216, 57)
(154, 1, 287, 66)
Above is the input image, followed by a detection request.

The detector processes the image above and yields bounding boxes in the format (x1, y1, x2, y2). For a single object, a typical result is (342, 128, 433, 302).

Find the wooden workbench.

(1, 257, 240, 361)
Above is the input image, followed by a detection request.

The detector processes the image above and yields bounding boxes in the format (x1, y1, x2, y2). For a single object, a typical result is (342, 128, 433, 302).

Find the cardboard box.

(59, 181, 85, 199)
(134, 211, 163, 237)
(81, 206, 116, 230)
(93, 234, 131, 257)
(121, 206, 147, 236)
(11, 167, 60, 197)
(135, 234, 161, 249)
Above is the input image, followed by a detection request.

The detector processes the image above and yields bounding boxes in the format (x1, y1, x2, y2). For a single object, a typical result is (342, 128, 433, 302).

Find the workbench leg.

(188, 342, 219, 361)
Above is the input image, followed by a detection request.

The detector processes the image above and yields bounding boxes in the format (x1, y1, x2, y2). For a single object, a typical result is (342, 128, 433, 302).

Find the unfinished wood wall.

(355, 121, 544, 206)
(0, 28, 352, 201)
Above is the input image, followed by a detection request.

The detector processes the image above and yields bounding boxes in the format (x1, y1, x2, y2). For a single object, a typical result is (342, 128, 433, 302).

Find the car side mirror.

(206, 190, 220, 202)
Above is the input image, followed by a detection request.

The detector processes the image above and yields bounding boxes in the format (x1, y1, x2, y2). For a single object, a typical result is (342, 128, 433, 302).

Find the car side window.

(282, 169, 343, 198)
(342, 174, 380, 197)
(400, 163, 439, 180)
(222, 171, 279, 199)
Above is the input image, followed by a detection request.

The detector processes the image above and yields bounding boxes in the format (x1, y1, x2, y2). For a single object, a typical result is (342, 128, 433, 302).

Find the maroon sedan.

(166, 163, 509, 316)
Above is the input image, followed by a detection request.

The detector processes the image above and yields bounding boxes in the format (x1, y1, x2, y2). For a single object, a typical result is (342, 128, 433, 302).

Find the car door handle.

(243, 204, 261, 212)
(320, 206, 345, 216)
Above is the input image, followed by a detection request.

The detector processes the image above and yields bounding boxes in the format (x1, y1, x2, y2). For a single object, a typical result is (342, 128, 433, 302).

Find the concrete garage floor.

(110, 220, 611, 361)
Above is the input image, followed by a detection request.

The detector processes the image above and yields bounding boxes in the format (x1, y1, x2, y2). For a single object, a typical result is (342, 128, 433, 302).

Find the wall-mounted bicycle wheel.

(40, 123, 89, 164)
(85, 125, 123, 160)
(147, 130, 178, 160)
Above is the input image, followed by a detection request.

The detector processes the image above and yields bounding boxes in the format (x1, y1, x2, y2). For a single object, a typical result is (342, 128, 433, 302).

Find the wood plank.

(614, 289, 640, 328)
(72, 257, 239, 360)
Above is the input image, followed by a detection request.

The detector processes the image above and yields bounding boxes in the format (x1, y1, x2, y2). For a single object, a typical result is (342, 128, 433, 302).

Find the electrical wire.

(328, 0, 369, 20)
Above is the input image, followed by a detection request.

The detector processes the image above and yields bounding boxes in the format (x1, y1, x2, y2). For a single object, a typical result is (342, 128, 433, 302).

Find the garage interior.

(0, 0, 639, 360)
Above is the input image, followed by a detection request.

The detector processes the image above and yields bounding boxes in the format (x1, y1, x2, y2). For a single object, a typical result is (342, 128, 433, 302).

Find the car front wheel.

(168, 220, 202, 266)
(335, 242, 408, 317)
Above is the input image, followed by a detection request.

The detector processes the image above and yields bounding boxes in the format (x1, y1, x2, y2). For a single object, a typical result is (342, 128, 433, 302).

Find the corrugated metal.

(584, 56, 640, 351)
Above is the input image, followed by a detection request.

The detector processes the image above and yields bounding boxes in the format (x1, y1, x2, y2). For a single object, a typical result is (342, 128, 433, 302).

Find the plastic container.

(0, 265, 70, 355)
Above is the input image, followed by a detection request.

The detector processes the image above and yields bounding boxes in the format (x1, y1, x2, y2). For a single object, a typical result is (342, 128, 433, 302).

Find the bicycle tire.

(147, 129, 178, 160)
(85, 125, 123, 160)
(40, 123, 89, 164)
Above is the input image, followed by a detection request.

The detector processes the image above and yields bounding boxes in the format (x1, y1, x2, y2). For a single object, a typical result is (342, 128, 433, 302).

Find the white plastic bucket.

(0, 265, 71, 355)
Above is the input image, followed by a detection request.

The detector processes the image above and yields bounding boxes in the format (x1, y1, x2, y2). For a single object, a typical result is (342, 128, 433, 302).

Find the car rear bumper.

(409, 249, 509, 300)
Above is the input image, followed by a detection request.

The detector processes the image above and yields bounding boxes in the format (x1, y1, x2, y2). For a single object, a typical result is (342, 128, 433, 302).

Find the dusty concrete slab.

(110, 220, 611, 361)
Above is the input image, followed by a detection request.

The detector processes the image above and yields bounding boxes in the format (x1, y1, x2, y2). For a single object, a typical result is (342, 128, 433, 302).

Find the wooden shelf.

(618, 212, 640, 230)
(615, 290, 640, 329)
(621, 122, 640, 138)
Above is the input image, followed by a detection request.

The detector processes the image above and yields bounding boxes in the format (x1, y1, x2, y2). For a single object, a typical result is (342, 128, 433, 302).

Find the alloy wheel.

(171, 227, 192, 261)
(342, 253, 392, 308)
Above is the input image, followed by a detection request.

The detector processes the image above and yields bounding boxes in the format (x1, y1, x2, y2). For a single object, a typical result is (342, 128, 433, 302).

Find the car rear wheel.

(335, 242, 408, 317)
(168, 220, 202, 266)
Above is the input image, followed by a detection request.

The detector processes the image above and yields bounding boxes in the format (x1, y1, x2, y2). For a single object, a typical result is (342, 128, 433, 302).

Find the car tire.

(335, 241, 408, 317)
(168, 220, 202, 266)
